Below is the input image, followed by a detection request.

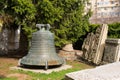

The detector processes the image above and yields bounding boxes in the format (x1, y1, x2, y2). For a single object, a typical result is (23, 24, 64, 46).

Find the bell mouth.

(19, 63, 63, 70)
(19, 57, 65, 70)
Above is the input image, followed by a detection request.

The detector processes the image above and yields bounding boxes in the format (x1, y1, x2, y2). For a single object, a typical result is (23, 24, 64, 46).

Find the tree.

(0, 0, 91, 48)
(0, 0, 14, 28)
(0, 0, 37, 38)
(35, 0, 91, 48)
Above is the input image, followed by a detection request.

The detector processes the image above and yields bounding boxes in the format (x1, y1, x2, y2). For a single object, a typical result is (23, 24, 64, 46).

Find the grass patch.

(15, 68, 79, 80)
(0, 77, 17, 80)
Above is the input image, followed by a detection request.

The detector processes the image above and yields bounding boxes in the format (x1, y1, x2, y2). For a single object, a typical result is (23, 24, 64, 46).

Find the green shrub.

(108, 23, 120, 38)
(87, 23, 120, 39)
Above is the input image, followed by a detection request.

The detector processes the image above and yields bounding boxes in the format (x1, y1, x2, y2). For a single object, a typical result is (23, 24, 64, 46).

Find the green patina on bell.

(19, 24, 65, 69)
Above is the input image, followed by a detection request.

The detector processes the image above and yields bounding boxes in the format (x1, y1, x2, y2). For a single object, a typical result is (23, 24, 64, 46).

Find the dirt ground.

(0, 57, 31, 80)
(0, 57, 18, 75)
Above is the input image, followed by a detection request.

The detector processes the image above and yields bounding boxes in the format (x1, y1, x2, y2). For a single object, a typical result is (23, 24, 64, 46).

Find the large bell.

(19, 24, 65, 69)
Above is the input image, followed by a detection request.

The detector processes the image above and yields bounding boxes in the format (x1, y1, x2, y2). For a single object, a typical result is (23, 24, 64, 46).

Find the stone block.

(58, 50, 77, 61)
(82, 24, 108, 65)
(102, 38, 120, 64)
(58, 50, 83, 61)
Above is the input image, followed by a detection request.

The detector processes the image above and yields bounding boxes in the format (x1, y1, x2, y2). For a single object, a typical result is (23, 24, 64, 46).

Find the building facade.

(89, 0, 120, 24)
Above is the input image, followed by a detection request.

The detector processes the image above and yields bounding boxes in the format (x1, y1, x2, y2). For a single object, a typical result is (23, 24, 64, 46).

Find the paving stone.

(65, 62, 120, 80)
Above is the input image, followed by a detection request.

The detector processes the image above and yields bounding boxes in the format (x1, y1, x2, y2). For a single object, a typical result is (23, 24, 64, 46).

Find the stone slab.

(65, 62, 120, 80)
(10, 65, 72, 74)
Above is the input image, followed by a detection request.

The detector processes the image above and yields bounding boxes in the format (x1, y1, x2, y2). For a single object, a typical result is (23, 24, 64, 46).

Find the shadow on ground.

(0, 75, 5, 79)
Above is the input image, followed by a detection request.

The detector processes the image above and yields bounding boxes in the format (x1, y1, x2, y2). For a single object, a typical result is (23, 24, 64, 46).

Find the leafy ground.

(0, 57, 94, 80)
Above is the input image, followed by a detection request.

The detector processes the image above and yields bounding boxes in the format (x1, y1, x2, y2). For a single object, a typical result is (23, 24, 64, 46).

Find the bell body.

(20, 24, 64, 68)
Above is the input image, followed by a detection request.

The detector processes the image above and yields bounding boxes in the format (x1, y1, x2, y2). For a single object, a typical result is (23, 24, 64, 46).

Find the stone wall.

(90, 17, 120, 24)
(58, 44, 83, 61)
(0, 27, 28, 56)
(58, 50, 83, 61)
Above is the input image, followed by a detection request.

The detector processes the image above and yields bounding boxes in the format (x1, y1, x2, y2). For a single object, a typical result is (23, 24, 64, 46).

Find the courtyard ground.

(0, 56, 94, 80)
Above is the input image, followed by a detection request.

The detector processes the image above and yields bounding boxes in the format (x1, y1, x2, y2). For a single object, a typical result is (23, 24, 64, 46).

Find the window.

(111, 7, 114, 10)
(109, 12, 115, 16)
(97, 3, 99, 5)
(104, 7, 107, 10)
(97, 13, 101, 16)
(97, 7, 101, 10)
(110, 1, 114, 4)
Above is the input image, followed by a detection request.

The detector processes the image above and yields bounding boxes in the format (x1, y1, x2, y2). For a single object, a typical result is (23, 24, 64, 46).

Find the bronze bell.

(19, 24, 65, 69)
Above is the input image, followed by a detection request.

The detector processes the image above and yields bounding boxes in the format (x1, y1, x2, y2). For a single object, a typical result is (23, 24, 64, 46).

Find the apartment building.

(89, 0, 120, 24)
